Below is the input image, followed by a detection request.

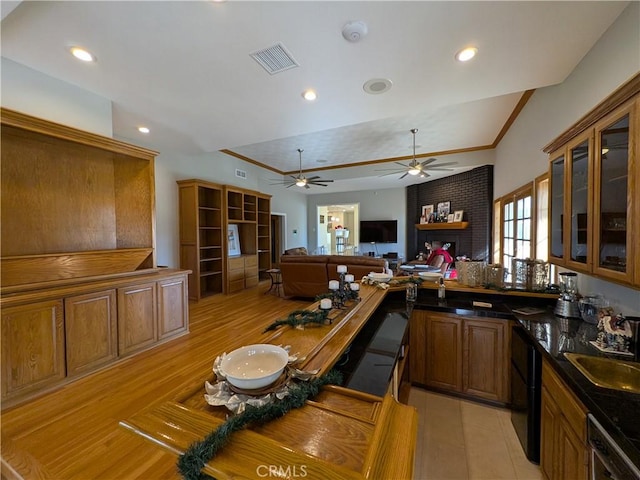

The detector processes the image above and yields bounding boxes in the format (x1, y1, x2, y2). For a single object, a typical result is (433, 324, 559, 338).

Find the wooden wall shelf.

(415, 222, 469, 231)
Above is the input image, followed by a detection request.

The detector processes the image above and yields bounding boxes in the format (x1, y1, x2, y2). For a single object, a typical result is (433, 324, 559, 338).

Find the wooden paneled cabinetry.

(540, 359, 589, 480)
(545, 78, 639, 288)
(0, 108, 190, 408)
(1, 300, 65, 401)
(64, 290, 117, 377)
(410, 310, 510, 403)
(0, 270, 189, 408)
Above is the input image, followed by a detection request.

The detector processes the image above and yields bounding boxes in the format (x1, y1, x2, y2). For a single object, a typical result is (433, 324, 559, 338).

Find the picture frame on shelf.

(453, 210, 464, 222)
(437, 201, 451, 219)
(227, 224, 241, 256)
(422, 204, 434, 217)
(447, 213, 455, 223)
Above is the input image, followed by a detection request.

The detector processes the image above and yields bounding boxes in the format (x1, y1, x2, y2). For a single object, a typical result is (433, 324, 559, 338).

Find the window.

(494, 174, 549, 283)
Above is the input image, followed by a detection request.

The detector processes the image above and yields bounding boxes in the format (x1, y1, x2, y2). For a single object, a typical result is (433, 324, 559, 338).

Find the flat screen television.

(359, 220, 398, 243)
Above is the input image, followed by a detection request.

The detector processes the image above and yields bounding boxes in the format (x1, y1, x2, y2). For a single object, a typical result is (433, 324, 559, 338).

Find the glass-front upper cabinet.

(592, 99, 635, 284)
(566, 134, 592, 271)
(549, 151, 565, 263)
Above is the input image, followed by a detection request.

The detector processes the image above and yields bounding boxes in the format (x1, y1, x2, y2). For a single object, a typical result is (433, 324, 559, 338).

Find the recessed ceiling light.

(138, 126, 150, 134)
(363, 78, 392, 95)
(302, 90, 317, 101)
(70, 47, 96, 62)
(455, 47, 478, 62)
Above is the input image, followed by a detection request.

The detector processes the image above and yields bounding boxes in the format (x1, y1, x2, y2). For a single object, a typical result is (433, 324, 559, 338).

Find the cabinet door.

(425, 313, 462, 392)
(158, 276, 188, 340)
(1, 300, 65, 400)
(540, 386, 559, 480)
(549, 150, 566, 263)
(118, 282, 157, 356)
(463, 319, 506, 402)
(593, 100, 635, 285)
(556, 416, 589, 480)
(566, 134, 593, 272)
(65, 290, 117, 376)
(409, 310, 428, 385)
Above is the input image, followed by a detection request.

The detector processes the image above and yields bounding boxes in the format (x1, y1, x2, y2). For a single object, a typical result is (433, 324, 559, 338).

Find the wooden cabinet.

(1, 300, 65, 401)
(157, 276, 188, 340)
(177, 180, 224, 300)
(224, 186, 270, 294)
(118, 282, 158, 357)
(178, 181, 271, 297)
(1, 108, 157, 288)
(64, 290, 117, 377)
(544, 79, 639, 287)
(410, 310, 509, 403)
(540, 359, 589, 480)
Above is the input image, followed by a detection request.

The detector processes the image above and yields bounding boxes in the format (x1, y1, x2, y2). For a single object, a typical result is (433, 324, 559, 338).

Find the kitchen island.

(1, 282, 416, 480)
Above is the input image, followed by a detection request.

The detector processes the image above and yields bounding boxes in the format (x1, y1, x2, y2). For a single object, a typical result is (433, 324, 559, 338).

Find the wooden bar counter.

(1, 284, 417, 480)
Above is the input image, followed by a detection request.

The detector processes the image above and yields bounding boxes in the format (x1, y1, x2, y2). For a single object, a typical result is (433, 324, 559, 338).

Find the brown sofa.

(279, 254, 387, 298)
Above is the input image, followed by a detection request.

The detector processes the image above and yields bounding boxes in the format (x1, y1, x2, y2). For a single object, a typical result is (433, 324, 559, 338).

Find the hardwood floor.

(1, 282, 310, 479)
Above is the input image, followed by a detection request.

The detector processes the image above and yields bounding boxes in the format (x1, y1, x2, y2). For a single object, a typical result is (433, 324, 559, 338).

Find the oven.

(588, 414, 640, 480)
(511, 325, 542, 463)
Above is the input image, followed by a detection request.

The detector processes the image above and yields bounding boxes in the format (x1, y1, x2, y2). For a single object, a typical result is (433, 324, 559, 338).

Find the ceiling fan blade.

(377, 170, 404, 177)
(425, 167, 455, 172)
(399, 172, 409, 179)
(420, 158, 438, 167)
(394, 161, 410, 168)
(425, 161, 458, 169)
(286, 183, 296, 188)
(309, 179, 333, 184)
(305, 184, 310, 189)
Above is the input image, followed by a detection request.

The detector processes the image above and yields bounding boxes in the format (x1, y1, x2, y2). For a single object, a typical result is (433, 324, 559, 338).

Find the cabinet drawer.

(228, 256, 244, 270)
(228, 279, 245, 292)
(244, 255, 258, 267)
(245, 276, 259, 288)
(228, 269, 245, 282)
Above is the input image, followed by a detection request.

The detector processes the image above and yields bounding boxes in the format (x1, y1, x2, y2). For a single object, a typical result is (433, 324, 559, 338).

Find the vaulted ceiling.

(0, 1, 629, 192)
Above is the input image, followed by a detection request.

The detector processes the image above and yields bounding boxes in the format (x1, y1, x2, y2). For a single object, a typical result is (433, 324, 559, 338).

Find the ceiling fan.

(376, 128, 457, 179)
(271, 149, 334, 189)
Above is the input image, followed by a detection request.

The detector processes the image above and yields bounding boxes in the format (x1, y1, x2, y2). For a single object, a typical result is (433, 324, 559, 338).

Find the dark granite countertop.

(394, 287, 640, 470)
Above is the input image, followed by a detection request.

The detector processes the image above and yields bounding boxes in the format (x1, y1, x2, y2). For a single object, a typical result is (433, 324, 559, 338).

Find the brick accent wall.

(406, 165, 493, 262)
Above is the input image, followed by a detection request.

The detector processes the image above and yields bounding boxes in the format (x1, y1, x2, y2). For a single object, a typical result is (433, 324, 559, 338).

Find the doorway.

(271, 213, 286, 266)
(317, 204, 359, 255)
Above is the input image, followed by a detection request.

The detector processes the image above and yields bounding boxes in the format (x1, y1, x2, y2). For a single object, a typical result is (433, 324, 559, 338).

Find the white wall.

(1, 58, 112, 136)
(306, 188, 407, 258)
(495, 2, 640, 315)
(153, 151, 308, 267)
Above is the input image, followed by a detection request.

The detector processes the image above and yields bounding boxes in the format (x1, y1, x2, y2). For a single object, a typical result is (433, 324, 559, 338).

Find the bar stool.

(265, 268, 283, 296)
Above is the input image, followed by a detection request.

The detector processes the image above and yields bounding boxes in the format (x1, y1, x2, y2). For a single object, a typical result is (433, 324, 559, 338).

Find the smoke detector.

(342, 21, 368, 42)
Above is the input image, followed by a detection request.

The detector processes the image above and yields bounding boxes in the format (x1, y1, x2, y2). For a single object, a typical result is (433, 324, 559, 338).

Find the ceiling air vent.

(235, 169, 247, 180)
(250, 42, 299, 75)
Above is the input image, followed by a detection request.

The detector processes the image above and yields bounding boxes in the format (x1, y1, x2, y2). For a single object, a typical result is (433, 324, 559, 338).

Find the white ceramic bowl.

(418, 271, 443, 281)
(369, 272, 392, 282)
(220, 344, 289, 390)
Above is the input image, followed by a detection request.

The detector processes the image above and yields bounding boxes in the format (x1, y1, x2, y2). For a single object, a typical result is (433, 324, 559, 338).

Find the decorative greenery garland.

(263, 309, 330, 332)
(177, 370, 343, 480)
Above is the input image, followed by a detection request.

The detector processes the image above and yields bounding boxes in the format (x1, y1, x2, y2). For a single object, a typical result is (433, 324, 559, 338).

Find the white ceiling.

(0, 1, 629, 193)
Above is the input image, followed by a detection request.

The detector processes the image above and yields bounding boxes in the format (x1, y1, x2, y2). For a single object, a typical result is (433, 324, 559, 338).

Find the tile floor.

(408, 388, 542, 480)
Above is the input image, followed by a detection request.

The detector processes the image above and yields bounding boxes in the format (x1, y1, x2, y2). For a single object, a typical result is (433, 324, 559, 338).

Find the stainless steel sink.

(564, 353, 640, 394)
